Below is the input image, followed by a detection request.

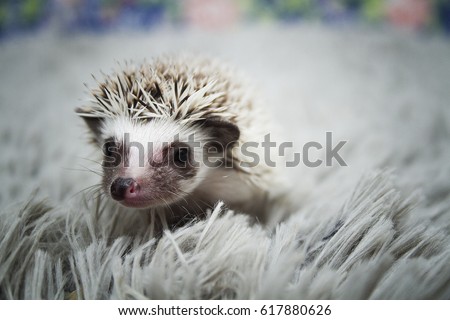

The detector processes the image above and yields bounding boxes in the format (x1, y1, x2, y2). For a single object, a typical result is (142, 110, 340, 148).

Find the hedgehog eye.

(103, 138, 121, 167)
(102, 138, 115, 157)
(170, 143, 191, 168)
(176, 148, 189, 163)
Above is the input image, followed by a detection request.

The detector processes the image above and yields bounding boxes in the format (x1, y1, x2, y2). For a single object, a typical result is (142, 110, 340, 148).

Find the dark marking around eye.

(167, 142, 197, 178)
(169, 142, 190, 167)
(102, 137, 122, 167)
(174, 146, 189, 164)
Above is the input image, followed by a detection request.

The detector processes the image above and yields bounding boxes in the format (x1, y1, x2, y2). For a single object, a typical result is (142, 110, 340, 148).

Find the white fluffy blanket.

(0, 25, 449, 299)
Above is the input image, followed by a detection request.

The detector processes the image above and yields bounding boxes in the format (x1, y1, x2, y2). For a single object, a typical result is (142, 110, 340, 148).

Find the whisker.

(69, 183, 104, 201)
(62, 165, 102, 177)
(76, 156, 103, 166)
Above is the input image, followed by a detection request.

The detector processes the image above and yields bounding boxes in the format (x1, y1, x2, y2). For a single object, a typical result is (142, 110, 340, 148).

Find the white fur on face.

(100, 116, 211, 198)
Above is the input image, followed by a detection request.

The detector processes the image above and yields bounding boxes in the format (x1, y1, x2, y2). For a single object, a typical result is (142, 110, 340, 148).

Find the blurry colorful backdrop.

(1, 0, 450, 37)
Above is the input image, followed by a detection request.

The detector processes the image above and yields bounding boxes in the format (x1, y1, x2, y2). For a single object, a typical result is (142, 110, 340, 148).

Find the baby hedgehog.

(77, 56, 283, 224)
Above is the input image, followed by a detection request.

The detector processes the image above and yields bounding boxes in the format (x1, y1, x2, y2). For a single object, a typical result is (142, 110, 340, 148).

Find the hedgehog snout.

(110, 177, 140, 201)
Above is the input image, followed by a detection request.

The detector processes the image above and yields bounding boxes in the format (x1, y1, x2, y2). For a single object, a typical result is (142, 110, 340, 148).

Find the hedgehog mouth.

(107, 177, 182, 209)
(116, 193, 180, 209)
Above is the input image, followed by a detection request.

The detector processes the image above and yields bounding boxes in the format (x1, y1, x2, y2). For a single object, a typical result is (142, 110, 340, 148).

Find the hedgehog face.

(76, 57, 245, 210)
(95, 117, 206, 208)
(78, 114, 240, 209)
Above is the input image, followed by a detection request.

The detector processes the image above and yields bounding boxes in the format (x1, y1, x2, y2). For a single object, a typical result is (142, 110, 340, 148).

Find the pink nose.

(110, 178, 139, 201)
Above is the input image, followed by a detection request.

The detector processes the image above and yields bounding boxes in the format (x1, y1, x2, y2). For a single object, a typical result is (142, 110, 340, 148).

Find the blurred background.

(1, 0, 450, 38)
(0, 0, 450, 209)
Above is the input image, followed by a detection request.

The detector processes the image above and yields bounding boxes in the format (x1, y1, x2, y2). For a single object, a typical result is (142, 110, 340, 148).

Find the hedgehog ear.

(201, 117, 240, 149)
(76, 107, 104, 142)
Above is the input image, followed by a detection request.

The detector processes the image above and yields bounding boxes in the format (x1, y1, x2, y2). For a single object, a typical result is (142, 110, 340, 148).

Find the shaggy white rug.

(0, 25, 449, 299)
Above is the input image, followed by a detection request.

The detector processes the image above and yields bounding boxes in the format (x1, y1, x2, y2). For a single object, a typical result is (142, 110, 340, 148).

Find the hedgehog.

(76, 55, 287, 225)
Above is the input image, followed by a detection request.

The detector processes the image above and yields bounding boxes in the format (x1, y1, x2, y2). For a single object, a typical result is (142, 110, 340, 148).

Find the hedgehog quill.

(77, 56, 288, 226)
